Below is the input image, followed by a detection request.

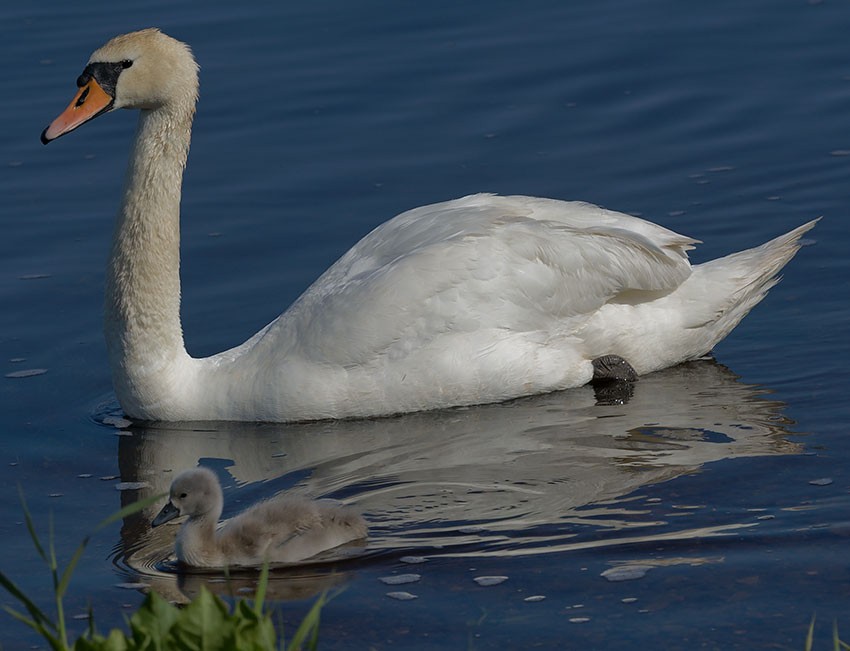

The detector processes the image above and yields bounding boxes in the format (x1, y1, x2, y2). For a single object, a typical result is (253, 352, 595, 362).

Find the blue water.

(2, 1, 850, 649)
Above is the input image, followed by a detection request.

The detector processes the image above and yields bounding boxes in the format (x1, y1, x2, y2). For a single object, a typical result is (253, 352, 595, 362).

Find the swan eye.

(121, 59, 133, 69)
(179, 492, 187, 498)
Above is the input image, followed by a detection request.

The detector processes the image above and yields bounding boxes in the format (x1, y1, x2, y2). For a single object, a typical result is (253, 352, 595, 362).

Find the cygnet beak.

(151, 500, 180, 527)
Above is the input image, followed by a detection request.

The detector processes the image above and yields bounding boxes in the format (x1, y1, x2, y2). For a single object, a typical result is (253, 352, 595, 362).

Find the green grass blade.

(0, 569, 55, 632)
(48, 513, 59, 578)
(286, 593, 326, 651)
(805, 616, 815, 651)
(56, 536, 90, 600)
(4, 490, 170, 651)
(46, 514, 69, 651)
(3, 605, 63, 651)
(3, 605, 40, 630)
(254, 561, 270, 616)
(92, 492, 167, 533)
(833, 620, 850, 651)
(274, 608, 286, 651)
(17, 486, 47, 564)
(56, 492, 165, 600)
(85, 601, 96, 639)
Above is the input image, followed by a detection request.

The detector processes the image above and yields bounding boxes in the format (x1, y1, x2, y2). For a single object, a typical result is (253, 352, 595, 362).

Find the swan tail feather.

(686, 218, 818, 344)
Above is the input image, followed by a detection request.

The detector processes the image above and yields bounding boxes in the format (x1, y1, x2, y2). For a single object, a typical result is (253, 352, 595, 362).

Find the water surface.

(2, 1, 849, 649)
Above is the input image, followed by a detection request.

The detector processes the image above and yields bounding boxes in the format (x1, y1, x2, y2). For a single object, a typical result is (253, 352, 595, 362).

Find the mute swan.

(152, 467, 367, 567)
(42, 28, 816, 422)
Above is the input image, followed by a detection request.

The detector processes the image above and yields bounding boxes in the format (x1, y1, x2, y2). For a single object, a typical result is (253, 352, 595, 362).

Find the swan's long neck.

(105, 100, 195, 418)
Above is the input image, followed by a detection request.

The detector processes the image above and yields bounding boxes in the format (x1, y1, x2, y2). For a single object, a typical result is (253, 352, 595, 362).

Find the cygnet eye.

(179, 492, 188, 498)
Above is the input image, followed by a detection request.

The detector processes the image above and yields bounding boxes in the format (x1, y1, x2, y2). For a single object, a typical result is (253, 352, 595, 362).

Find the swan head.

(152, 467, 223, 527)
(41, 28, 198, 144)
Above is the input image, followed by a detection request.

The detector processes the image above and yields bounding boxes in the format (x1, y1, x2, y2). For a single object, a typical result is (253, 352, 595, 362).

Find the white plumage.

(42, 29, 815, 422)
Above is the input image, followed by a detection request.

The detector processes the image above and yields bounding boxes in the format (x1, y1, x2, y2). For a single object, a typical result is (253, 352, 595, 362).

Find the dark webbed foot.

(591, 355, 638, 384)
(591, 355, 638, 405)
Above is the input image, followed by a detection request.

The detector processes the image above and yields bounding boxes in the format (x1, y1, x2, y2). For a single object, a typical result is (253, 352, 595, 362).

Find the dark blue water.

(3, 1, 849, 649)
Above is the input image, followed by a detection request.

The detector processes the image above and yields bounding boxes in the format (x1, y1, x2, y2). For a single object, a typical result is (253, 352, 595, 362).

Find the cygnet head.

(42, 28, 198, 143)
(152, 467, 223, 527)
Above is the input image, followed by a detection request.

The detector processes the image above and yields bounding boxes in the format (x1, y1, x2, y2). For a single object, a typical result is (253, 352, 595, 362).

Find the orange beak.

(41, 78, 114, 144)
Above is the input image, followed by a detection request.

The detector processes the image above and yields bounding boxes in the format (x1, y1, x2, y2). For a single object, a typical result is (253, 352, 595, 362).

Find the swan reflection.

(113, 359, 798, 600)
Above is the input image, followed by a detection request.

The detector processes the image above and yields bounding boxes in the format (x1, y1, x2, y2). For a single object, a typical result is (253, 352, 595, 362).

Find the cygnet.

(152, 467, 367, 567)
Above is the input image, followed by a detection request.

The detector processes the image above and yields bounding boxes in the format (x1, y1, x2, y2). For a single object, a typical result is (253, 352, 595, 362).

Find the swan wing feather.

(260, 195, 694, 366)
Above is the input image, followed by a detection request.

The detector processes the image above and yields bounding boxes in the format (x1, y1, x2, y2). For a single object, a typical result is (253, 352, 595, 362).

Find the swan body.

(42, 29, 816, 422)
(152, 467, 367, 567)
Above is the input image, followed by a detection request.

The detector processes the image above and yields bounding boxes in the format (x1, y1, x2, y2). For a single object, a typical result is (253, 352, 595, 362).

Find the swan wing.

(262, 194, 695, 366)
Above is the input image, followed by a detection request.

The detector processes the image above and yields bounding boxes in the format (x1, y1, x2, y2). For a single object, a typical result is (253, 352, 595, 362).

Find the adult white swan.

(42, 29, 815, 422)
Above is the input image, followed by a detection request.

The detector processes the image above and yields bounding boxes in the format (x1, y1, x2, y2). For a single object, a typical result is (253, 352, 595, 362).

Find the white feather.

(45, 29, 816, 422)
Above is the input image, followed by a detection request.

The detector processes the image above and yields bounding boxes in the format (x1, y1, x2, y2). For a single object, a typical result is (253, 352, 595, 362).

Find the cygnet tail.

(686, 218, 818, 348)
